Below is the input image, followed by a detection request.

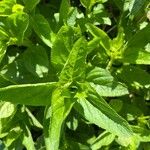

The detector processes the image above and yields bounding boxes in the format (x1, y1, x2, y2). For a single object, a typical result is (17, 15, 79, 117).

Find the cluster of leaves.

(0, 0, 150, 149)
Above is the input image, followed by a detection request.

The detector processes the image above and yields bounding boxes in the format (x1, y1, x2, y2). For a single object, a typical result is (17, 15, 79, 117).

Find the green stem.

(106, 58, 114, 70)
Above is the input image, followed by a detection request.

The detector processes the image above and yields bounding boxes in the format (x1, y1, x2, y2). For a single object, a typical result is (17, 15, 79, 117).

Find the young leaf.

(59, 37, 87, 83)
(0, 82, 56, 106)
(44, 88, 75, 150)
(86, 23, 111, 55)
(0, 0, 16, 16)
(5, 12, 29, 44)
(32, 14, 54, 48)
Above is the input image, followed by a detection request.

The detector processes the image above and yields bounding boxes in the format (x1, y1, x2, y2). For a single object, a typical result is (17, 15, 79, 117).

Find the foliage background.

(0, 0, 150, 149)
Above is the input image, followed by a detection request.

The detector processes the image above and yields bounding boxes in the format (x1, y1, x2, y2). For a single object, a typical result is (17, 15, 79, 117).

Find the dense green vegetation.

(0, 0, 150, 149)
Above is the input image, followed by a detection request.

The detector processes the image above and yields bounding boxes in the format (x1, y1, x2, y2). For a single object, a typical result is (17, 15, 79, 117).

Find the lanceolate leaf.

(86, 23, 111, 54)
(0, 82, 56, 106)
(44, 88, 75, 150)
(59, 37, 87, 83)
(75, 90, 133, 145)
(128, 0, 148, 16)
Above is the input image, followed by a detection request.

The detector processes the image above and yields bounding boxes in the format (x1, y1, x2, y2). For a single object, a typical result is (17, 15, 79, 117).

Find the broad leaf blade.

(123, 24, 150, 64)
(86, 67, 129, 97)
(32, 14, 54, 47)
(0, 82, 56, 106)
(23, 45, 49, 78)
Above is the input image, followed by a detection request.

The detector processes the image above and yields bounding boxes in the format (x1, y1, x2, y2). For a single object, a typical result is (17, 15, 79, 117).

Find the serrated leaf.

(0, 82, 56, 106)
(86, 67, 129, 97)
(59, 37, 87, 83)
(75, 90, 133, 145)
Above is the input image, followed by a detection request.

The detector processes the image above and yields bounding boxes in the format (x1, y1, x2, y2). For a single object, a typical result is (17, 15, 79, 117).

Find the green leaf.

(23, 0, 40, 11)
(0, 0, 16, 16)
(0, 102, 16, 119)
(4, 126, 22, 147)
(44, 88, 75, 150)
(80, 0, 107, 11)
(0, 25, 9, 41)
(59, 37, 87, 83)
(0, 42, 7, 63)
(117, 66, 150, 87)
(128, 0, 148, 16)
(25, 107, 43, 129)
(86, 23, 111, 55)
(23, 45, 49, 78)
(32, 14, 54, 48)
(123, 24, 150, 64)
(59, 0, 70, 24)
(0, 102, 16, 136)
(86, 67, 129, 97)
(5, 12, 29, 44)
(132, 126, 150, 142)
(22, 124, 36, 150)
(91, 131, 115, 150)
(75, 90, 133, 146)
(0, 82, 56, 106)
(51, 25, 81, 72)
